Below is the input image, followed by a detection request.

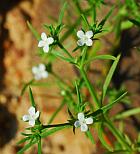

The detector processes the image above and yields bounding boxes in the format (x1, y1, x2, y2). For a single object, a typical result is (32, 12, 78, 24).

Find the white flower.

(22, 106, 39, 126)
(38, 32, 54, 53)
(32, 63, 48, 80)
(74, 112, 93, 132)
(77, 30, 93, 46)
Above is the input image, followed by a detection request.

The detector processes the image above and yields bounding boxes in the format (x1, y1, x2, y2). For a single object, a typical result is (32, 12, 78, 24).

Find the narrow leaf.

(124, 134, 132, 145)
(105, 118, 131, 150)
(72, 46, 80, 52)
(21, 79, 34, 96)
(86, 130, 95, 144)
(68, 108, 74, 119)
(92, 4, 96, 24)
(75, 81, 82, 106)
(87, 109, 103, 117)
(17, 139, 37, 154)
(98, 6, 114, 28)
(41, 125, 71, 138)
(85, 54, 116, 65)
(29, 87, 36, 107)
(101, 54, 120, 102)
(58, 2, 67, 25)
(48, 100, 65, 124)
(21, 132, 32, 136)
(27, 21, 40, 41)
(52, 51, 74, 63)
(102, 92, 127, 113)
(97, 123, 113, 151)
(114, 107, 140, 120)
(17, 137, 30, 145)
(81, 14, 90, 28)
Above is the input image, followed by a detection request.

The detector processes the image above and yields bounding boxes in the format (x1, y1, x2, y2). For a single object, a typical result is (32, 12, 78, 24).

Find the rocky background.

(0, 0, 96, 154)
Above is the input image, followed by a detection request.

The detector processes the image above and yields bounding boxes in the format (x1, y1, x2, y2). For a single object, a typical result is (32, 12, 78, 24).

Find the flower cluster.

(23, 29, 94, 131)
(38, 32, 54, 53)
(22, 106, 39, 126)
(77, 30, 93, 47)
(32, 63, 48, 80)
(74, 112, 93, 132)
(22, 109, 93, 132)
(38, 30, 93, 53)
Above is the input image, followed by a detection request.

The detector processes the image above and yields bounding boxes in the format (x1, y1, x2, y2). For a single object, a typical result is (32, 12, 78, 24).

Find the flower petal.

(80, 123, 88, 132)
(32, 66, 38, 74)
(29, 119, 35, 126)
(39, 64, 46, 71)
(85, 117, 93, 124)
(38, 40, 45, 47)
(28, 106, 35, 116)
(77, 39, 84, 46)
(22, 115, 30, 121)
(34, 74, 41, 80)
(85, 39, 93, 46)
(41, 32, 47, 41)
(74, 120, 81, 128)
(47, 37, 54, 45)
(77, 30, 85, 38)
(41, 71, 48, 78)
(34, 111, 40, 120)
(78, 112, 85, 121)
(85, 31, 93, 38)
(43, 45, 49, 53)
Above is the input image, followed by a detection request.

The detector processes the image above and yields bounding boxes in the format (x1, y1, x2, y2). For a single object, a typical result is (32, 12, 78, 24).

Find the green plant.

(18, 1, 140, 153)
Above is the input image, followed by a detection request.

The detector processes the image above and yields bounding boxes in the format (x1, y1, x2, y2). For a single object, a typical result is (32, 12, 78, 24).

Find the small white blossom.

(74, 112, 93, 132)
(22, 106, 39, 126)
(32, 64, 48, 80)
(38, 32, 54, 53)
(77, 30, 93, 46)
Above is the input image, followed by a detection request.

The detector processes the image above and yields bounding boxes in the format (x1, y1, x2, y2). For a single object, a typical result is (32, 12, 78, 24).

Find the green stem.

(81, 46, 87, 67)
(60, 17, 81, 42)
(52, 72, 71, 91)
(105, 117, 131, 151)
(38, 138, 41, 154)
(87, 109, 102, 117)
(92, 4, 96, 24)
(52, 72, 77, 109)
(48, 100, 65, 124)
(66, 91, 78, 111)
(42, 123, 71, 129)
(58, 42, 73, 59)
(60, 6, 91, 42)
(73, 0, 83, 14)
(79, 68, 100, 109)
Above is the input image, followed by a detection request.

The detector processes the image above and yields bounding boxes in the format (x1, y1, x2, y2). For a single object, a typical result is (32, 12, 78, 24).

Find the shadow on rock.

(0, 104, 18, 148)
(112, 27, 140, 89)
